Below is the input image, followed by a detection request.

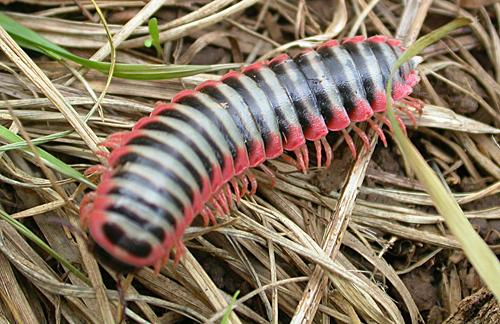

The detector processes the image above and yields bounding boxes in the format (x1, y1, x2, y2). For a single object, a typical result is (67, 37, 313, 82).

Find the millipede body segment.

(80, 35, 421, 273)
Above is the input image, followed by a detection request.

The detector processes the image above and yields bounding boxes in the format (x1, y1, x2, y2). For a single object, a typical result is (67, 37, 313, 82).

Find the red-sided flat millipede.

(80, 35, 422, 273)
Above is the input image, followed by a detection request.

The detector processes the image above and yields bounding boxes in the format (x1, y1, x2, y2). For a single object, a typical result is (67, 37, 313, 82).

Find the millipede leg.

(352, 125, 370, 150)
(314, 140, 322, 168)
(99, 131, 130, 149)
(321, 137, 333, 168)
(209, 197, 225, 217)
(301, 144, 309, 171)
(95, 150, 110, 160)
(224, 184, 234, 210)
(79, 192, 96, 229)
(376, 113, 394, 134)
(397, 105, 417, 127)
(215, 191, 229, 215)
(367, 119, 387, 147)
(200, 208, 209, 226)
(154, 254, 169, 274)
(84, 164, 113, 182)
(395, 115, 408, 135)
(401, 97, 424, 114)
(293, 148, 306, 173)
(341, 129, 357, 159)
(230, 178, 241, 202)
(239, 175, 249, 197)
(200, 206, 216, 226)
(246, 171, 258, 195)
(173, 240, 186, 267)
(258, 164, 276, 187)
(84, 164, 107, 176)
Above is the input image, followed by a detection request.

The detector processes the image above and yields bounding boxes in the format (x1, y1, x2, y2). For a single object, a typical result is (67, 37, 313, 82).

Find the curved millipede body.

(80, 35, 421, 273)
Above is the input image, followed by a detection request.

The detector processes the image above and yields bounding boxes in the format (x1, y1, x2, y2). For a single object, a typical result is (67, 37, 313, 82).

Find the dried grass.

(0, 1, 498, 323)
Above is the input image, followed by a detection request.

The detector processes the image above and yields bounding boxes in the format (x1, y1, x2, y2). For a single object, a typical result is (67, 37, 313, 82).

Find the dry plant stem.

(0, 223, 98, 323)
(347, 0, 380, 37)
(342, 231, 421, 322)
(35, 1, 146, 16)
(401, 103, 500, 134)
(396, 0, 433, 45)
(389, 131, 500, 301)
(121, 0, 260, 48)
(356, 0, 391, 36)
(0, 231, 204, 322)
(66, 0, 170, 87)
(454, 132, 500, 180)
(12, 200, 66, 219)
(0, 245, 38, 323)
(424, 69, 500, 124)
(291, 132, 378, 323)
(68, 214, 115, 324)
(0, 26, 105, 162)
(206, 277, 310, 323)
(4, 101, 71, 207)
(324, 0, 347, 35)
(181, 250, 242, 324)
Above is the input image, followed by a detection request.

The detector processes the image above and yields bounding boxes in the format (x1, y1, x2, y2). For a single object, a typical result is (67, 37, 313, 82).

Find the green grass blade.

(0, 13, 239, 80)
(385, 17, 500, 301)
(221, 290, 240, 324)
(0, 125, 94, 188)
(0, 209, 90, 284)
(0, 130, 72, 153)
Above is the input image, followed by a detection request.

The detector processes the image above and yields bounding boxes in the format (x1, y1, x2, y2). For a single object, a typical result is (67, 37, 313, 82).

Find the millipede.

(79, 35, 422, 273)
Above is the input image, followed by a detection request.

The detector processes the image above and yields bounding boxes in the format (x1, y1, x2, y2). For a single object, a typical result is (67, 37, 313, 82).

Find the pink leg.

(314, 140, 322, 168)
(209, 196, 225, 217)
(199, 207, 209, 226)
(397, 105, 417, 127)
(200, 206, 216, 226)
(376, 113, 394, 134)
(246, 171, 258, 195)
(395, 115, 408, 136)
(321, 137, 333, 168)
(215, 191, 229, 215)
(367, 119, 387, 147)
(341, 129, 357, 159)
(352, 125, 370, 150)
(173, 240, 185, 267)
(84, 164, 108, 176)
(96, 150, 110, 159)
(154, 253, 169, 275)
(239, 175, 249, 197)
(79, 192, 96, 229)
(293, 148, 306, 173)
(301, 144, 309, 171)
(99, 132, 130, 149)
(224, 184, 234, 210)
(401, 97, 424, 114)
(259, 164, 276, 187)
(230, 178, 241, 202)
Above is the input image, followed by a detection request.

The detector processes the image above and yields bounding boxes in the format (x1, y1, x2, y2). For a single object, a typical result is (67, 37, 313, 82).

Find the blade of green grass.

(0, 209, 90, 284)
(0, 13, 239, 80)
(221, 290, 240, 324)
(0, 125, 94, 188)
(0, 130, 72, 153)
(385, 17, 500, 301)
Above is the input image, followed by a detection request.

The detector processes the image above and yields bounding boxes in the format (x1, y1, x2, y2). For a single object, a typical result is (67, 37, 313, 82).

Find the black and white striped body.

(84, 36, 420, 272)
